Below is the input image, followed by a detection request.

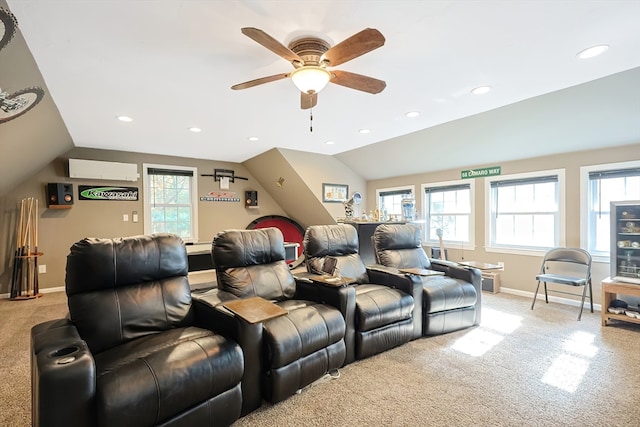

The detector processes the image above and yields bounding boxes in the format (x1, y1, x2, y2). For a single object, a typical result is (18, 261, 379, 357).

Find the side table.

(601, 277, 640, 327)
(458, 261, 503, 293)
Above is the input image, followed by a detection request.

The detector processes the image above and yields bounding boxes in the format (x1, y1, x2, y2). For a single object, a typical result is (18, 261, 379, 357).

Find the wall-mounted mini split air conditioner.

(68, 159, 139, 181)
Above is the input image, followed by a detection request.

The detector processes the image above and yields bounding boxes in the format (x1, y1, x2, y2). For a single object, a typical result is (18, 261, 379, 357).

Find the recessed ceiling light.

(577, 44, 609, 59)
(116, 115, 133, 122)
(405, 111, 420, 118)
(188, 127, 202, 133)
(325, 140, 335, 145)
(248, 136, 259, 142)
(359, 129, 370, 134)
(471, 86, 491, 95)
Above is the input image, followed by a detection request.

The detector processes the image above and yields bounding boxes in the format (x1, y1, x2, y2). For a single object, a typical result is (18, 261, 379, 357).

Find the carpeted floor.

(1, 290, 639, 426)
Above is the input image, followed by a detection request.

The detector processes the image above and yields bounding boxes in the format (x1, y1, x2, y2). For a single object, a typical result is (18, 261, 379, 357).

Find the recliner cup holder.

(48, 346, 79, 364)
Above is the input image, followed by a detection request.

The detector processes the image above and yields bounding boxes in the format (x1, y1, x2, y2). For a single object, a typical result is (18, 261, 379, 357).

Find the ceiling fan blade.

(231, 73, 290, 90)
(241, 27, 303, 65)
(322, 28, 385, 67)
(330, 70, 386, 94)
(301, 92, 317, 109)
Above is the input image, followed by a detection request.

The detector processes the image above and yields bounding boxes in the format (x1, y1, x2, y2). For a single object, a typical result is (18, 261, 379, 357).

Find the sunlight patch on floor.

(541, 331, 598, 393)
(451, 308, 523, 357)
(480, 307, 523, 334)
(451, 328, 504, 357)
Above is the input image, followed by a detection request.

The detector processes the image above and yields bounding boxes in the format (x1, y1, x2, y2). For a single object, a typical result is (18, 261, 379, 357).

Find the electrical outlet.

(498, 261, 504, 268)
(132, 211, 138, 223)
(123, 214, 129, 222)
(38, 264, 46, 274)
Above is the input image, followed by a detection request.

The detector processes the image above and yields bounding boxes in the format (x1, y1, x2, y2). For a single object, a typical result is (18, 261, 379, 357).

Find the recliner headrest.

(374, 223, 422, 251)
(213, 227, 286, 268)
(66, 233, 188, 295)
(303, 224, 359, 258)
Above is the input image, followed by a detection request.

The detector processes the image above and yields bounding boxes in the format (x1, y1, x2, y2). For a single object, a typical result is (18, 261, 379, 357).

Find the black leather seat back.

(303, 224, 369, 283)
(373, 223, 432, 269)
(65, 233, 193, 354)
(213, 228, 296, 300)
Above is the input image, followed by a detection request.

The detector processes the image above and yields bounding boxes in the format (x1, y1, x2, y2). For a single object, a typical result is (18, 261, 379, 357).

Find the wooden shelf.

(601, 277, 640, 327)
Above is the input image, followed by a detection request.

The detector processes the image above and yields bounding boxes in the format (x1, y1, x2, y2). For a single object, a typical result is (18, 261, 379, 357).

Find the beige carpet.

(1, 291, 639, 427)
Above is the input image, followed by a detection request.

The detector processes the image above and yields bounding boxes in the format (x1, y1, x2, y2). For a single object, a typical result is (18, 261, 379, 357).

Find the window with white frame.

(487, 169, 564, 252)
(423, 180, 473, 245)
(376, 186, 414, 219)
(143, 164, 198, 242)
(581, 161, 640, 260)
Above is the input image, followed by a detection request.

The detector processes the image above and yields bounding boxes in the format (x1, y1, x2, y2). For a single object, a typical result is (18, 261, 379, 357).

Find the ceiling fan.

(231, 27, 386, 109)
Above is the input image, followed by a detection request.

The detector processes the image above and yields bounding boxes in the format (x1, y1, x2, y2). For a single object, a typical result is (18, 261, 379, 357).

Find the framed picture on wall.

(322, 183, 348, 203)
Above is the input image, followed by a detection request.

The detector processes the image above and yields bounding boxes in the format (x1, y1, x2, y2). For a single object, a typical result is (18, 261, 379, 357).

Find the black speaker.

(245, 190, 258, 207)
(47, 183, 74, 207)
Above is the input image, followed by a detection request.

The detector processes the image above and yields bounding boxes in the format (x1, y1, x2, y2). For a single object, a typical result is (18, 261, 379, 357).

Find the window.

(422, 180, 473, 246)
(376, 186, 414, 219)
(143, 164, 198, 242)
(487, 169, 565, 253)
(581, 161, 640, 261)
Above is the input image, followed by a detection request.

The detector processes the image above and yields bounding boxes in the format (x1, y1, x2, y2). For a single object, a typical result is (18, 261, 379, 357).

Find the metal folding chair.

(531, 247, 593, 321)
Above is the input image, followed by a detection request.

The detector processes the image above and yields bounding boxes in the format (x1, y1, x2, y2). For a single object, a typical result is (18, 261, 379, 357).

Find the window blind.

(147, 168, 193, 177)
(490, 175, 557, 188)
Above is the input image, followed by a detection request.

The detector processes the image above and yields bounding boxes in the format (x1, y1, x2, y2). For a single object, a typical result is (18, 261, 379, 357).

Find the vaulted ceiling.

(1, 1, 639, 195)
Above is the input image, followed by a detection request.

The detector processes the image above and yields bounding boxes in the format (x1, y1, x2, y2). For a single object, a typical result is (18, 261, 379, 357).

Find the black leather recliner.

(302, 224, 419, 365)
(192, 227, 346, 412)
(31, 234, 244, 427)
(372, 223, 482, 335)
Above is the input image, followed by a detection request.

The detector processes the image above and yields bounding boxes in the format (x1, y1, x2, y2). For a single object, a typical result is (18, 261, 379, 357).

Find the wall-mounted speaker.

(47, 183, 74, 208)
(245, 190, 258, 208)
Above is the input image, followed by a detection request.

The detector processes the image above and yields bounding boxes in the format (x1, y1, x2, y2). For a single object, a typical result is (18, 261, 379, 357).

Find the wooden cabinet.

(601, 277, 640, 326)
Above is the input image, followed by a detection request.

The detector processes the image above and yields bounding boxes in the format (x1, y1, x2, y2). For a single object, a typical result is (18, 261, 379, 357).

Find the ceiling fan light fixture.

(291, 66, 331, 94)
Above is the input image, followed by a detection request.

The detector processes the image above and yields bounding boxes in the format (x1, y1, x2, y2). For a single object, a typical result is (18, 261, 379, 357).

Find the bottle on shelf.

(380, 205, 388, 222)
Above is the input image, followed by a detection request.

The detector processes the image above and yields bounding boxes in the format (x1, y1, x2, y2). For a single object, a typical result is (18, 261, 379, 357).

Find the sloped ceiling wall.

(0, 0, 73, 197)
(243, 148, 366, 229)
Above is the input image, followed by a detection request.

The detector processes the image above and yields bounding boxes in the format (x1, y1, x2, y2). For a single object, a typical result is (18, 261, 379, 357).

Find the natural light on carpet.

(451, 308, 523, 357)
(541, 331, 598, 393)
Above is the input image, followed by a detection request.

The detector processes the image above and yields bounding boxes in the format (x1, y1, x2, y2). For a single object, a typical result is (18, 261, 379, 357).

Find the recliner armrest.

(430, 260, 481, 286)
(31, 319, 96, 427)
(192, 289, 263, 416)
(366, 265, 423, 339)
(429, 260, 482, 324)
(294, 278, 357, 365)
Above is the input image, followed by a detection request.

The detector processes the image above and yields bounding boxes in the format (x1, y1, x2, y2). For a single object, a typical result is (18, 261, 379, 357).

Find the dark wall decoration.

(0, 7, 45, 124)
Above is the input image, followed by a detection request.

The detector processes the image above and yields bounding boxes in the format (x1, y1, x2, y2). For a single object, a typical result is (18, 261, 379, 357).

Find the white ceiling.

(7, 1, 640, 169)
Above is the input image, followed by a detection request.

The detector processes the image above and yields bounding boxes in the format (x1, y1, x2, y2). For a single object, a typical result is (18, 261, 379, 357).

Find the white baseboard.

(1, 285, 65, 299)
(500, 286, 602, 312)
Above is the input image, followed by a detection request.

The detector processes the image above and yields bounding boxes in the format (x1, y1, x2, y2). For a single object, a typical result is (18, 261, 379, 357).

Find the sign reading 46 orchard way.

(79, 186, 139, 201)
(461, 166, 501, 179)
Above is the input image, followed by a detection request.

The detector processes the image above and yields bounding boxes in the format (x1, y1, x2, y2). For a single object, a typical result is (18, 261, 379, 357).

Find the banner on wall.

(461, 166, 501, 179)
(200, 191, 240, 202)
(79, 186, 139, 201)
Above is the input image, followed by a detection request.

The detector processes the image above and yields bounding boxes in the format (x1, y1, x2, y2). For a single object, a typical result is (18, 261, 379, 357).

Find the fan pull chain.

(309, 109, 313, 132)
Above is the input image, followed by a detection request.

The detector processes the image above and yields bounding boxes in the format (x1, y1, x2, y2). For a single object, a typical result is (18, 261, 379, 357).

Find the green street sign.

(461, 166, 501, 179)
